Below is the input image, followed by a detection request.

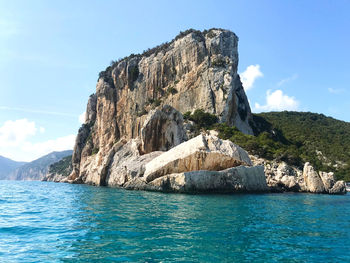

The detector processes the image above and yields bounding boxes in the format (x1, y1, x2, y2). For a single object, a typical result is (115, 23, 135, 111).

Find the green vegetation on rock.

(130, 65, 139, 82)
(186, 110, 350, 181)
(256, 111, 350, 181)
(48, 155, 72, 178)
(184, 109, 218, 131)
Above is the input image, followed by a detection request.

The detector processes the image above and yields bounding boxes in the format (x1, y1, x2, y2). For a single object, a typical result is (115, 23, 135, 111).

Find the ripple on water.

(0, 181, 349, 263)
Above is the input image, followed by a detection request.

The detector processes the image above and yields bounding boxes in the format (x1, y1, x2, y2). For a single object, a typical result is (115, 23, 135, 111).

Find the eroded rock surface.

(66, 132, 266, 193)
(251, 156, 346, 194)
(106, 139, 162, 187)
(71, 29, 254, 183)
(141, 105, 187, 154)
(143, 134, 252, 183)
(51, 28, 346, 195)
(130, 166, 267, 193)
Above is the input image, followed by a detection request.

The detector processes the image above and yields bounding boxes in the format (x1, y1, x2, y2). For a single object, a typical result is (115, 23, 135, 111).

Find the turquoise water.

(0, 181, 349, 262)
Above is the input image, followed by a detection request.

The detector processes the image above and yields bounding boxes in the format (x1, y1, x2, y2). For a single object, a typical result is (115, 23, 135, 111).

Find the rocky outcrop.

(71, 28, 254, 184)
(303, 162, 346, 194)
(42, 173, 69, 183)
(251, 156, 346, 194)
(62, 28, 346, 195)
(127, 166, 267, 193)
(143, 133, 252, 183)
(42, 155, 72, 182)
(303, 162, 326, 193)
(140, 105, 187, 154)
(328, 181, 347, 195)
(66, 132, 267, 193)
(105, 139, 162, 187)
(122, 134, 266, 193)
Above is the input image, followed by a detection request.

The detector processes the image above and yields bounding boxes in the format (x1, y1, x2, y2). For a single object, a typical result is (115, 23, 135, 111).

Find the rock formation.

(66, 130, 267, 193)
(42, 155, 72, 183)
(143, 133, 252, 183)
(132, 166, 267, 193)
(113, 133, 266, 193)
(47, 28, 346, 195)
(251, 157, 346, 194)
(70, 28, 254, 185)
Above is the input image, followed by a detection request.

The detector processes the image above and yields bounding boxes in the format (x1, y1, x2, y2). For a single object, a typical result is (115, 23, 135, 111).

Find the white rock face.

(329, 181, 347, 195)
(143, 134, 252, 183)
(72, 133, 265, 194)
(250, 156, 302, 192)
(303, 162, 326, 193)
(251, 156, 346, 195)
(319, 171, 335, 190)
(71, 29, 255, 183)
(140, 105, 187, 154)
(145, 166, 267, 193)
(42, 173, 68, 183)
(106, 139, 162, 187)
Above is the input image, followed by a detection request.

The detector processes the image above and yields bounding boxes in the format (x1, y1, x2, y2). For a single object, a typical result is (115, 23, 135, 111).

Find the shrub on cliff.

(185, 109, 218, 129)
(130, 65, 139, 82)
(48, 155, 72, 177)
(257, 111, 350, 181)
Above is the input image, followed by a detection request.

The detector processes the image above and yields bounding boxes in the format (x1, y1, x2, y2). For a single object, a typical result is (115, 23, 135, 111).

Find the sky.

(0, 0, 349, 162)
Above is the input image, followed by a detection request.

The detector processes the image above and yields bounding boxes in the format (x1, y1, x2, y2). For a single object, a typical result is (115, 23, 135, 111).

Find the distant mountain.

(6, 150, 73, 181)
(0, 156, 26, 180)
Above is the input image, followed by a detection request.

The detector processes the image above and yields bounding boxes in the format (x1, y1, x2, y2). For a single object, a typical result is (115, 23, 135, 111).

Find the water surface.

(0, 181, 349, 262)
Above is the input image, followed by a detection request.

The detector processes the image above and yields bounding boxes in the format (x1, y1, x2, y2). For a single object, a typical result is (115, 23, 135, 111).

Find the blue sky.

(0, 0, 349, 161)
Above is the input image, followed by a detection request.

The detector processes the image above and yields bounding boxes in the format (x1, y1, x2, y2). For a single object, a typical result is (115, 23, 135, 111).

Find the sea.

(0, 180, 349, 263)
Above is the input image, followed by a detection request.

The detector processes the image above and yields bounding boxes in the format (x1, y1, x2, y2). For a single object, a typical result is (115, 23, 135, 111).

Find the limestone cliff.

(70, 29, 254, 183)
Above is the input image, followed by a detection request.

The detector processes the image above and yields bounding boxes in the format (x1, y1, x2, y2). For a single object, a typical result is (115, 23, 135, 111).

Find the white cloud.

(240, 64, 263, 91)
(0, 119, 37, 147)
(0, 119, 75, 162)
(277, 74, 298, 87)
(254, 89, 299, 112)
(328, 88, 345, 94)
(79, 112, 86, 124)
(21, 135, 76, 161)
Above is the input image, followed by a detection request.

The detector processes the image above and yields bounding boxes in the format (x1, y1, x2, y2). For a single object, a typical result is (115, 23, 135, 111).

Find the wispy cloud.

(0, 106, 77, 118)
(277, 74, 298, 87)
(240, 64, 263, 91)
(254, 89, 299, 112)
(328, 88, 345, 94)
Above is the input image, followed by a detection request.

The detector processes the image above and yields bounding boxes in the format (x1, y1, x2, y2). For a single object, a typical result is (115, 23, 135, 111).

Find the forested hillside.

(214, 111, 350, 181)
